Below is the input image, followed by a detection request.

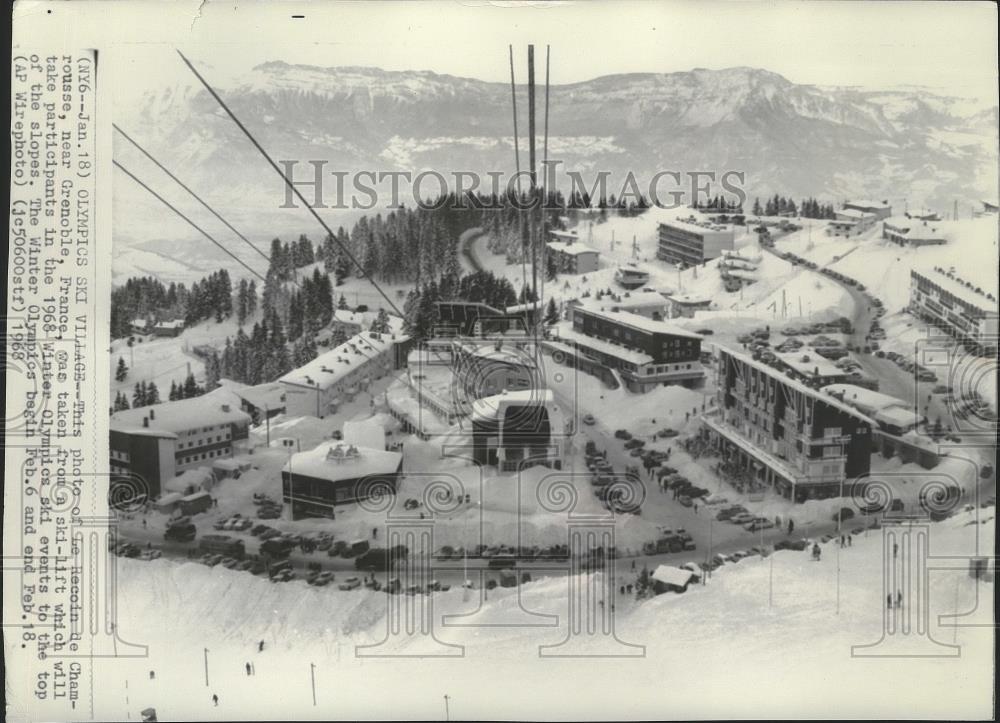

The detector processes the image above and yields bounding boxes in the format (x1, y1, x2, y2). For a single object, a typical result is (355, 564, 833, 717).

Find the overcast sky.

(88, 0, 998, 108)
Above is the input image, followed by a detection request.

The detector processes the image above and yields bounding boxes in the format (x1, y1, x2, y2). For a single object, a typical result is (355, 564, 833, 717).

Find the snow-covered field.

(34, 505, 991, 720)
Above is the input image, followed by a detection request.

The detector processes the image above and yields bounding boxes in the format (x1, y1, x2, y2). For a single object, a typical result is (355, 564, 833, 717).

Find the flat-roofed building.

(703, 346, 873, 502)
(822, 384, 922, 436)
(829, 208, 877, 237)
(469, 389, 562, 471)
(909, 266, 998, 356)
(557, 305, 704, 392)
(547, 232, 600, 274)
(281, 442, 403, 519)
(882, 217, 947, 247)
(110, 396, 252, 498)
(665, 293, 713, 319)
(843, 199, 892, 220)
(657, 217, 735, 267)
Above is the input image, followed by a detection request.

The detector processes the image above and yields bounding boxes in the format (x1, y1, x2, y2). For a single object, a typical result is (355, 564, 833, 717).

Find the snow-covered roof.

(549, 229, 580, 241)
(652, 565, 695, 587)
(776, 352, 844, 379)
(343, 418, 387, 451)
(155, 492, 184, 506)
(666, 293, 712, 306)
(556, 325, 654, 366)
(131, 319, 148, 328)
(166, 467, 215, 494)
(547, 240, 599, 256)
(279, 329, 402, 391)
(719, 347, 875, 424)
(615, 264, 650, 279)
(874, 406, 922, 431)
(821, 385, 920, 431)
(470, 388, 554, 423)
(844, 200, 891, 211)
(504, 301, 543, 314)
(575, 306, 703, 339)
(659, 216, 733, 235)
(883, 217, 947, 241)
(821, 384, 908, 414)
(577, 290, 667, 313)
(111, 395, 251, 435)
(836, 209, 876, 221)
(155, 319, 185, 329)
(913, 266, 998, 312)
(282, 442, 402, 482)
(223, 381, 286, 411)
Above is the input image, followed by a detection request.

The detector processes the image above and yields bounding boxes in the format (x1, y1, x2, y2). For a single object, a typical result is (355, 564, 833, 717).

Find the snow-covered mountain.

(113, 64, 997, 264)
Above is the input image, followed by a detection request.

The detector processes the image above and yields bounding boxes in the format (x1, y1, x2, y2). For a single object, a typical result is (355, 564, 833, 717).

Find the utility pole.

(310, 663, 316, 706)
(203, 647, 209, 686)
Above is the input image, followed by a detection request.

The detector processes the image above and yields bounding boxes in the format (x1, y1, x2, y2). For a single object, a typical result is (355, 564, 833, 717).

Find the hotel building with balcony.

(702, 347, 873, 502)
(909, 266, 998, 356)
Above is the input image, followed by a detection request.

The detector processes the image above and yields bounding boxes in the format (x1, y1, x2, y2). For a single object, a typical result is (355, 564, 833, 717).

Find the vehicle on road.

(198, 534, 246, 560)
(312, 571, 335, 587)
(338, 576, 361, 591)
(164, 522, 196, 543)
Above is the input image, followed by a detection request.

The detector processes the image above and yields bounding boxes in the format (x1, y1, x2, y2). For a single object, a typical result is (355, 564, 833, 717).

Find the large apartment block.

(110, 394, 252, 498)
(910, 267, 998, 356)
(557, 305, 705, 392)
(657, 217, 735, 267)
(703, 347, 873, 502)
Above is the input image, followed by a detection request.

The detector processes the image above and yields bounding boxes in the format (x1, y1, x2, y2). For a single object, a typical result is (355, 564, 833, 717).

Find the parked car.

(312, 571, 335, 587)
(270, 569, 295, 583)
(338, 576, 361, 591)
(582, 414, 596, 426)
(657, 428, 679, 438)
(614, 429, 632, 440)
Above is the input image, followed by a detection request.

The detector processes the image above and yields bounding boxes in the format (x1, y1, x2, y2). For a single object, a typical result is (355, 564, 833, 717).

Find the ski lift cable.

(113, 123, 277, 270)
(176, 50, 404, 318)
(113, 159, 268, 283)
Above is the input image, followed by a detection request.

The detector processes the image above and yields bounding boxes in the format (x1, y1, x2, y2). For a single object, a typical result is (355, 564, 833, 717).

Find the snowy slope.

(16, 506, 989, 721)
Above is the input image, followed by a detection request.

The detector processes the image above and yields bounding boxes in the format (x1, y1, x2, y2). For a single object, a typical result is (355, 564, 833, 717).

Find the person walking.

(847, 535, 852, 547)
(246, 662, 252, 676)
(896, 590, 903, 608)
(258, 640, 265, 652)
(212, 694, 219, 706)
(893, 542, 899, 559)
(787, 519, 794, 535)
(886, 594, 892, 610)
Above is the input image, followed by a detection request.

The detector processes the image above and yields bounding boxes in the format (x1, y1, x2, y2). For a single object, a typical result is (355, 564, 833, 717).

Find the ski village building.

(434, 300, 540, 338)
(547, 229, 601, 274)
(657, 217, 735, 267)
(842, 199, 892, 220)
(882, 217, 947, 247)
(110, 394, 252, 498)
(909, 266, 999, 355)
(553, 301, 705, 392)
(702, 347, 873, 502)
(470, 389, 563, 471)
(279, 322, 410, 419)
(829, 208, 877, 237)
(664, 293, 713, 319)
(281, 441, 403, 519)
